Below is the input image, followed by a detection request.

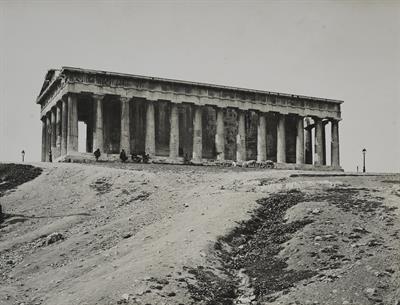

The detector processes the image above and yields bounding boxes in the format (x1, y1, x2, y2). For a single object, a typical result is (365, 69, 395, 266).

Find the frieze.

(65, 71, 141, 89)
(64, 70, 281, 105)
(38, 68, 341, 120)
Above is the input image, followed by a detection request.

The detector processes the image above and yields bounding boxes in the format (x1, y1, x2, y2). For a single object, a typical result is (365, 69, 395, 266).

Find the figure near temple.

(120, 149, 128, 162)
(94, 149, 101, 161)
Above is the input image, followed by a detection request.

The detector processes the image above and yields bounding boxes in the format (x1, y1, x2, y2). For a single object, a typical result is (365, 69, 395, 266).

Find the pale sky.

(0, 0, 399, 172)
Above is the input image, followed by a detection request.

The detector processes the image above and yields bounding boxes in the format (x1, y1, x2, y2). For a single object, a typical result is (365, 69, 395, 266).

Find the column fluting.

(236, 110, 246, 162)
(169, 103, 179, 159)
(61, 98, 68, 156)
(41, 117, 46, 162)
(331, 120, 340, 167)
(50, 108, 56, 154)
(257, 113, 267, 162)
(296, 116, 305, 165)
(192, 105, 203, 162)
(46, 113, 51, 161)
(277, 113, 286, 163)
(67, 94, 78, 154)
(145, 100, 156, 156)
(120, 97, 130, 154)
(314, 118, 324, 166)
(215, 107, 225, 161)
(93, 95, 104, 153)
(56, 103, 61, 157)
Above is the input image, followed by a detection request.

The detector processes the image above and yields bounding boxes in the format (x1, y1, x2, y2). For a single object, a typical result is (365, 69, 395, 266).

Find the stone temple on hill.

(37, 67, 342, 169)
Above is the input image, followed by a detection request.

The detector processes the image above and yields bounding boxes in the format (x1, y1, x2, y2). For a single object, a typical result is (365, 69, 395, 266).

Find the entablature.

(38, 67, 343, 120)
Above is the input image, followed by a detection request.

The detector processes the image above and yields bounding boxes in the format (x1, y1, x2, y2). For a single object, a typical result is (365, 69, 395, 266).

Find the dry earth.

(0, 162, 399, 305)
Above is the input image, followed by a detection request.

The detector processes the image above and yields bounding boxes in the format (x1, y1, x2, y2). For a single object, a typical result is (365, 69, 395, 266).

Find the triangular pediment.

(39, 69, 60, 96)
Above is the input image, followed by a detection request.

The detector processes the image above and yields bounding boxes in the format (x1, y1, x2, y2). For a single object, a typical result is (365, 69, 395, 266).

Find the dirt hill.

(0, 163, 399, 305)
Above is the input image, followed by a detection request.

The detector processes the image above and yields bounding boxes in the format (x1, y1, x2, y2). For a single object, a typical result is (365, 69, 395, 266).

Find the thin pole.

(362, 149, 366, 173)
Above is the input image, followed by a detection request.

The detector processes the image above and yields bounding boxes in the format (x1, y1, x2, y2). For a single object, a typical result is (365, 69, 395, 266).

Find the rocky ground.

(0, 164, 42, 198)
(0, 162, 399, 305)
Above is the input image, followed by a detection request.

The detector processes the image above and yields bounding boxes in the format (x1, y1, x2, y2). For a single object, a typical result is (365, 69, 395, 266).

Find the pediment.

(39, 69, 60, 96)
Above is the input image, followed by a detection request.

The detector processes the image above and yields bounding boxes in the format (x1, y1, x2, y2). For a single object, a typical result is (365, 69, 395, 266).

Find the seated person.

(120, 149, 128, 162)
(94, 148, 101, 161)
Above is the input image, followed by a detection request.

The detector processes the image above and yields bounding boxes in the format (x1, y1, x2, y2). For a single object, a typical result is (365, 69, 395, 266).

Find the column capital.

(63, 92, 79, 99)
(322, 119, 330, 126)
(257, 110, 268, 117)
(120, 96, 130, 103)
(54, 99, 62, 107)
(312, 116, 323, 121)
(92, 93, 105, 101)
(291, 113, 304, 118)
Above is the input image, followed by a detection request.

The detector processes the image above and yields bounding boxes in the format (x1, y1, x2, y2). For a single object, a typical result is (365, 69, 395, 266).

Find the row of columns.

(41, 93, 340, 167)
(41, 95, 78, 161)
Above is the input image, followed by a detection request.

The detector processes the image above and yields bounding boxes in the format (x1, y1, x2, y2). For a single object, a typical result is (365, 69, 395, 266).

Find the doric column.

(61, 98, 68, 156)
(215, 107, 225, 161)
(236, 110, 246, 162)
(56, 103, 61, 156)
(46, 113, 51, 161)
(314, 118, 324, 166)
(331, 120, 340, 167)
(296, 116, 305, 164)
(67, 94, 78, 154)
(322, 121, 327, 165)
(257, 112, 266, 162)
(93, 94, 104, 153)
(277, 113, 286, 163)
(304, 118, 313, 164)
(41, 117, 46, 162)
(120, 97, 130, 154)
(169, 103, 179, 159)
(50, 107, 56, 153)
(192, 105, 203, 162)
(145, 100, 156, 156)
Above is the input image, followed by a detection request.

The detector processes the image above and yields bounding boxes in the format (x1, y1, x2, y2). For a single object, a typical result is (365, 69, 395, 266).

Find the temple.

(37, 67, 342, 169)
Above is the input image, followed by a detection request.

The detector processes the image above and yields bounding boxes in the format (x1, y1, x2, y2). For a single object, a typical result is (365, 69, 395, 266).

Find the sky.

(0, 0, 399, 172)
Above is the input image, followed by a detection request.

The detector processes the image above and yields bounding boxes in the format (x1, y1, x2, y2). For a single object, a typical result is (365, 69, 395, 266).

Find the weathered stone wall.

(224, 108, 238, 161)
(245, 111, 258, 161)
(266, 113, 277, 162)
(155, 101, 171, 157)
(130, 98, 146, 154)
(285, 115, 297, 163)
(103, 97, 121, 154)
(178, 103, 194, 159)
(202, 106, 217, 159)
